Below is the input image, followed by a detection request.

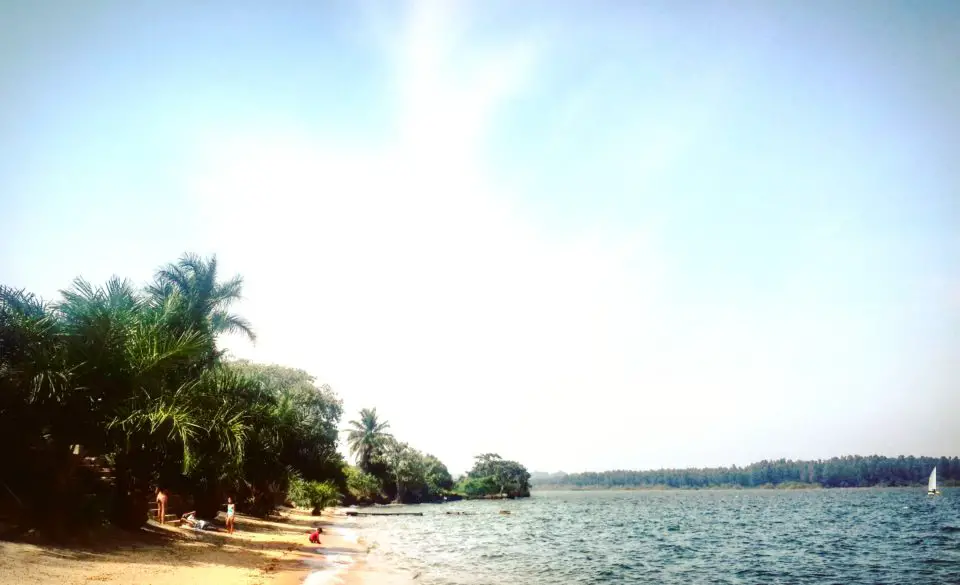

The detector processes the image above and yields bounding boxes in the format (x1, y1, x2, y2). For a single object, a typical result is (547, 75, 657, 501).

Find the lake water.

(346, 489, 960, 584)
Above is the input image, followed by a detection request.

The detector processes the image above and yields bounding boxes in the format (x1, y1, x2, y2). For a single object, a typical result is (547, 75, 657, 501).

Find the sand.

(0, 508, 383, 585)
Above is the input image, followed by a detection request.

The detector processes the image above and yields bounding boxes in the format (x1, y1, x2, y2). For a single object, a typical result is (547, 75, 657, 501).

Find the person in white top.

(225, 497, 236, 534)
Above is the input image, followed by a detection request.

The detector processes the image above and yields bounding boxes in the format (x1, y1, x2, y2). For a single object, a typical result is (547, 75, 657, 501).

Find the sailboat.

(927, 466, 941, 496)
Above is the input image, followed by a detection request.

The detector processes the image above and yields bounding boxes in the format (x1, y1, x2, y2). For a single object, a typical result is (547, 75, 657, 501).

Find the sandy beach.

(0, 508, 379, 585)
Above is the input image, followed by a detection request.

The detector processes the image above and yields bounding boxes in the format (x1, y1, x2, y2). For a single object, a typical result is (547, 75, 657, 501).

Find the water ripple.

(357, 489, 959, 584)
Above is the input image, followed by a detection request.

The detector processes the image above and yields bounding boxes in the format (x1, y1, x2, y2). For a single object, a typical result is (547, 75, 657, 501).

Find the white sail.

(928, 467, 937, 492)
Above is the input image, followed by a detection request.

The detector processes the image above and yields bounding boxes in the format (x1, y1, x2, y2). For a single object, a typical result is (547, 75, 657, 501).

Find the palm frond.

(213, 275, 244, 303)
(155, 262, 192, 295)
(126, 323, 207, 378)
(210, 311, 256, 342)
(0, 286, 49, 318)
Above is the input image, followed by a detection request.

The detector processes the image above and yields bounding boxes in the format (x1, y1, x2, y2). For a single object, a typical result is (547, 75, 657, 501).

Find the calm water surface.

(346, 489, 960, 584)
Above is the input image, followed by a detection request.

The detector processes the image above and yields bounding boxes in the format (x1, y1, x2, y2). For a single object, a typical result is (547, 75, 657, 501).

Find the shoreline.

(0, 507, 384, 585)
(271, 508, 367, 585)
(274, 508, 397, 585)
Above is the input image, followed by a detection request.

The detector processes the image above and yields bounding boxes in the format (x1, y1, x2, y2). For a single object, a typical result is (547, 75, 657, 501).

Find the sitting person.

(308, 527, 322, 544)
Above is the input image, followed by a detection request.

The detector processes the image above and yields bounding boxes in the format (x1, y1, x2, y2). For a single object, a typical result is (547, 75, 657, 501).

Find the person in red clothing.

(308, 527, 322, 544)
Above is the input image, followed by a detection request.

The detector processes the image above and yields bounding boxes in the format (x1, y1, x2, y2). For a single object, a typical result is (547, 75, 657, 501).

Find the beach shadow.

(8, 509, 358, 578)
(24, 523, 299, 572)
(14, 522, 182, 553)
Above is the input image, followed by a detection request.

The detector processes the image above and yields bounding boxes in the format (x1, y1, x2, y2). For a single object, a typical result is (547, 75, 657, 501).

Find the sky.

(1, 0, 958, 475)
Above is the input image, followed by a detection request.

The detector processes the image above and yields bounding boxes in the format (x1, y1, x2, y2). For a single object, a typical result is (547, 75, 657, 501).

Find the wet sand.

(0, 507, 380, 585)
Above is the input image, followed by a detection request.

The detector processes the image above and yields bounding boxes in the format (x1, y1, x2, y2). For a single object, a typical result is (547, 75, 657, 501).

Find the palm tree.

(1, 277, 221, 528)
(54, 276, 218, 527)
(0, 257, 306, 531)
(0, 286, 71, 528)
(345, 408, 392, 472)
(0, 285, 65, 415)
(146, 253, 255, 342)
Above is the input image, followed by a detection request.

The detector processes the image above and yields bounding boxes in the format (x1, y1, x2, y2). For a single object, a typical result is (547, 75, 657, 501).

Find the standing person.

(225, 497, 236, 534)
(156, 488, 168, 524)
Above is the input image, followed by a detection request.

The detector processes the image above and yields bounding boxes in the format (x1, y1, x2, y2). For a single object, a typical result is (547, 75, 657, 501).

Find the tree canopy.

(345, 407, 392, 473)
(340, 419, 455, 505)
(0, 254, 347, 530)
(457, 454, 531, 498)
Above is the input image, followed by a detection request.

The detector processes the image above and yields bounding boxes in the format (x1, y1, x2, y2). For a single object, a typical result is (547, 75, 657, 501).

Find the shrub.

(345, 466, 381, 504)
(289, 476, 342, 515)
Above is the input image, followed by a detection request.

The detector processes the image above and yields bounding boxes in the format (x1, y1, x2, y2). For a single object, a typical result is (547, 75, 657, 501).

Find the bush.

(289, 477, 342, 515)
(456, 475, 499, 497)
(345, 466, 381, 504)
(456, 454, 531, 498)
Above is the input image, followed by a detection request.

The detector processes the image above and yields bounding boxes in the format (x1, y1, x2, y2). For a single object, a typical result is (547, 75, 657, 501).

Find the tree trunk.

(110, 453, 148, 530)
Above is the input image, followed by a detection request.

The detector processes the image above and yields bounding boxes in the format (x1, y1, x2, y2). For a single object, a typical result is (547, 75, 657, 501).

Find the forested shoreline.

(0, 254, 529, 536)
(342, 409, 531, 505)
(532, 455, 959, 490)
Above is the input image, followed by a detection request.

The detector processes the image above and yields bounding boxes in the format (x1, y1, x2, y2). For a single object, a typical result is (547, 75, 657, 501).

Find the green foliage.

(380, 438, 420, 502)
(457, 475, 500, 497)
(228, 360, 347, 508)
(288, 476, 342, 515)
(341, 410, 455, 504)
(457, 453, 531, 498)
(423, 454, 454, 495)
(345, 466, 382, 503)
(146, 253, 255, 342)
(0, 254, 346, 531)
(532, 455, 960, 490)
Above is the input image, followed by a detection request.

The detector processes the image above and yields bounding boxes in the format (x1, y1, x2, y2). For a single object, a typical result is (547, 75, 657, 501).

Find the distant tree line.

(532, 455, 960, 489)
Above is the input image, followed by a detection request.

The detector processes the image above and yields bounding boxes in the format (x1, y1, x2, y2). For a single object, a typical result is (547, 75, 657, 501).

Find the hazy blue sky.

(2, 1, 958, 474)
